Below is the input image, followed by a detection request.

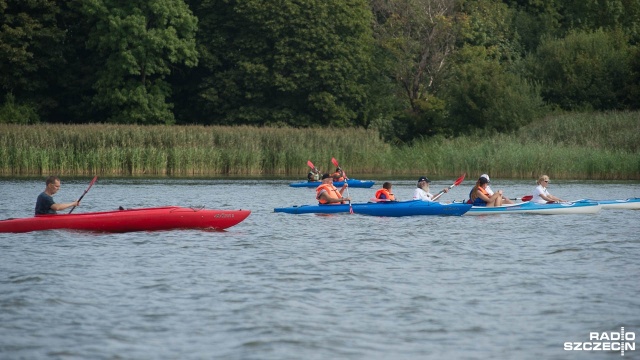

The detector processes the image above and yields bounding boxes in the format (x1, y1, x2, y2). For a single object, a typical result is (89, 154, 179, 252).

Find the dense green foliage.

(175, 0, 373, 127)
(81, 0, 198, 124)
(1, 0, 639, 142)
(531, 29, 632, 111)
(1, 112, 638, 179)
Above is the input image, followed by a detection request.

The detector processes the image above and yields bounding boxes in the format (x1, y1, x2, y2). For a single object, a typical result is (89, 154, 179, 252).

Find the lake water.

(1, 177, 639, 359)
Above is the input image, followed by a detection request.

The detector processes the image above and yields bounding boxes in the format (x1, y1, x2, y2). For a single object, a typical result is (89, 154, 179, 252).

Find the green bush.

(444, 46, 547, 134)
(532, 29, 632, 111)
(0, 94, 40, 124)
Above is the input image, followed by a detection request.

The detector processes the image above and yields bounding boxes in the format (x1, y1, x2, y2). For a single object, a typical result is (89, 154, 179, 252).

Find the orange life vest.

(316, 183, 342, 204)
(469, 186, 490, 204)
(331, 171, 346, 182)
(374, 188, 395, 201)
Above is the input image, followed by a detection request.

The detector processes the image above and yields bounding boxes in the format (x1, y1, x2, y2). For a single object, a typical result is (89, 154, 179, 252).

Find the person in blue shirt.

(35, 176, 80, 215)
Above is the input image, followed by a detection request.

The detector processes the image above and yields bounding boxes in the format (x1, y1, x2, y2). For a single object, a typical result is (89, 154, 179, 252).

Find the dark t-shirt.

(35, 192, 56, 215)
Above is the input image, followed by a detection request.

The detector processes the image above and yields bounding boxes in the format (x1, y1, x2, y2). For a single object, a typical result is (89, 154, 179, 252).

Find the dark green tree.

(371, 0, 460, 115)
(559, 0, 640, 42)
(624, 45, 640, 109)
(179, 0, 373, 127)
(531, 29, 632, 111)
(445, 45, 546, 133)
(81, 0, 198, 124)
(0, 0, 64, 120)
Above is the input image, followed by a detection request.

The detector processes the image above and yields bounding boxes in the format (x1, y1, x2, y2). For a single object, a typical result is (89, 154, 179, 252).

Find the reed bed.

(0, 124, 390, 177)
(1, 111, 638, 179)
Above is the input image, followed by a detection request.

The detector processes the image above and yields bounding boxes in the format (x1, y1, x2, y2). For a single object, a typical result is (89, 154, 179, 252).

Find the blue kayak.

(274, 200, 471, 217)
(464, 200, 601, 215)
(289, 179, 375, 188)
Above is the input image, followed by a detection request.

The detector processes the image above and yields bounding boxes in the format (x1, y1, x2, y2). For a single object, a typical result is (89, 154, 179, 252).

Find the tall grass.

(0, 124, 389, 177)
(1, 111, 638, 179)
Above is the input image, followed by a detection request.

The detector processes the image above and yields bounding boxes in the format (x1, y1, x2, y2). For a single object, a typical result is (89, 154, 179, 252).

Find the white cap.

(480, 174, 490, 182)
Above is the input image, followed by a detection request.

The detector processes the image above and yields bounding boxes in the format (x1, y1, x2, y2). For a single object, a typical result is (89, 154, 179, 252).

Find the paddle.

(432, 173, 466, 201)
(307, 160, 319, 173)
(510, 195, 533, 202)
(331, 157, 353, 213)
(69, 176, 98, 214)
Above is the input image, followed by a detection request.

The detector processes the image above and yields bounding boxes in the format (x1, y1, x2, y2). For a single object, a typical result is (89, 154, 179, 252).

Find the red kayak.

(0, 206, 251, 233)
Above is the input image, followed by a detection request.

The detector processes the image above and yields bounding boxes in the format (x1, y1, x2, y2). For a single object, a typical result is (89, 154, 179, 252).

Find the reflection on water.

(1, 178, 639, 359)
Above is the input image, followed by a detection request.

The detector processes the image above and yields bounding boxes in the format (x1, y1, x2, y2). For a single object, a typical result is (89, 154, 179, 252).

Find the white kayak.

(464, 200, 602, 215)
(586, 198, 640, 210)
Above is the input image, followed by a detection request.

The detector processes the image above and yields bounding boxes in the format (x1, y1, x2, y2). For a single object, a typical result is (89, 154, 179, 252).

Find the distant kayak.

(464, 200, 601, 216)
(0, 206, 251, 233)
(586, 198, 640, 210)
(289, 179, 375, 188)
(274, 200, 471, 217)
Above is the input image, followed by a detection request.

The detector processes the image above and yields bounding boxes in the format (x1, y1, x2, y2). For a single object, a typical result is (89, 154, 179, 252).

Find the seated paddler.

(374, 182, 396, 201)
(331, 167, 346, 182)
(307, 169, 321, 182)
(316, 173, 351, 205)
(468, 176, 504, 207)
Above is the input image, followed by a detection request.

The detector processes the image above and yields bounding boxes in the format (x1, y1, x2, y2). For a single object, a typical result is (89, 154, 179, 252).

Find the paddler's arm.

(51, 200, 80, 211)
(432, 188, 449, 201)
(318, 191, 350, 204)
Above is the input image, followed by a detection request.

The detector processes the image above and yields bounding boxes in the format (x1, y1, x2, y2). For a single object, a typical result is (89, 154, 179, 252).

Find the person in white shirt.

(532, 175, 565, 204)
(480, 174, 514, 204)
(413, 176, 448, 201)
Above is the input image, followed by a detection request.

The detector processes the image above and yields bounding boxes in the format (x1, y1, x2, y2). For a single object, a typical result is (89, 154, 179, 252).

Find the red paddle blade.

(88, 176, 98, 188)
(307, 160, 315, 170)
(521, 195, 533, 201)
(331, 157, 339, 168)
(452, 173, 466, 187)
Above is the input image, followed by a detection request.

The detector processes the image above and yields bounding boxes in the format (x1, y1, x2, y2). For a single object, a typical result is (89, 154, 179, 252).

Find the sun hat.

(480, 174, 490, 182)
(418, 176, 431, 183)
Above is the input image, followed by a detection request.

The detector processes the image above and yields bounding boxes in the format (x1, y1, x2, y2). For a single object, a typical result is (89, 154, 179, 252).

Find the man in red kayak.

(316, 173, 351, 204)
(35, 176, 80, 215)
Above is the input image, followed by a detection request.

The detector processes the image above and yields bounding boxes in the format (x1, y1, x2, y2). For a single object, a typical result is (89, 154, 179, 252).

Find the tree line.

(1, 0, 639, 143)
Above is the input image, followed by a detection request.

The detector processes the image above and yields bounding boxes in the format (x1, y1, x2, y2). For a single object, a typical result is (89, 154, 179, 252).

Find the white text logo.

(564, 327, 635, 356)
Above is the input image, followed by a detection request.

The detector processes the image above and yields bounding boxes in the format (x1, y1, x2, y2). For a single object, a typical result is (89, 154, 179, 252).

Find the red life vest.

(316, 183, 342, 204)
(374, 188, 395, 201)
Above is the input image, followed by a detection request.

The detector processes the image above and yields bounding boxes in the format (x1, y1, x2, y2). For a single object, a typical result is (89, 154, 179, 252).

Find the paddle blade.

(331, 157, 339, 168)
(307, 160, 316, 170)
(88, 176, 98, 188)
(452, 173, 466, 187)
(521, 195, 533, 201)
